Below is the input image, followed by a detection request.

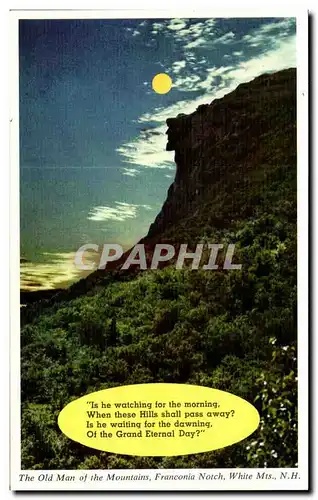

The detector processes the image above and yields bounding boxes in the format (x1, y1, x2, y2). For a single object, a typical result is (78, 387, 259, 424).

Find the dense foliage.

(21, 162, 297, 469)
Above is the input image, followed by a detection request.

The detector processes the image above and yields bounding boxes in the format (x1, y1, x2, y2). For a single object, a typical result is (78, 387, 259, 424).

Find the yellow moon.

(152, 73, 172, 94)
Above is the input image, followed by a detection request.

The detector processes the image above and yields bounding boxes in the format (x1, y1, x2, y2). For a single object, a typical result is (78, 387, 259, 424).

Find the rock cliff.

(147, 68, 296, 241)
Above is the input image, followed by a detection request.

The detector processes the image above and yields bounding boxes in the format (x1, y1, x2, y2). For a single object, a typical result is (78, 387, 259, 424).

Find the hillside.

(21, 68, 297, 470)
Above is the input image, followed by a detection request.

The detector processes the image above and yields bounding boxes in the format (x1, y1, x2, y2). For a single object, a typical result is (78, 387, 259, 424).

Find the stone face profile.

(148, 68, 296, 241)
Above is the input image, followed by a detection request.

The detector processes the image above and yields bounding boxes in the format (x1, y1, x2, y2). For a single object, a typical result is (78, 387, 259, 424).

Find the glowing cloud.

(87, 202, 152, 222)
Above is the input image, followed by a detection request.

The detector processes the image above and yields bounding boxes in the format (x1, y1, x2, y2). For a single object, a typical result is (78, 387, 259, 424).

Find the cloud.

(20, 252, 91, 291)
(116, 124, 175, 168)
(147, 17, 295, 90)
(221, 35, 296, 84)
(151, 22, 167, 35)
(122, 168, 140, 177)
(184, 29, 235, 49)
(172, 60, 187, 75)
(87, 202, 152, 222)
(215, 31, 236, 45)
(167, 19, 187, 31)
(174, 74, 201, 91)
(191, 65, 235, 91)
(242, 18, 295, 47)
(141, 33, 296, 103)
(117, 19, 295, 170)
(185, 37, 206, 50)
(149, 19, 216, 51)
(178, 21, 215, 43)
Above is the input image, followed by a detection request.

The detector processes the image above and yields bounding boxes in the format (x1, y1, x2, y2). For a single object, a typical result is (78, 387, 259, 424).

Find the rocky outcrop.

(147, 68, 296, 239)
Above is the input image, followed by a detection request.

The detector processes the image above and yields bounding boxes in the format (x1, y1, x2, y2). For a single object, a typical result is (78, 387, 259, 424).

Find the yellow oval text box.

(58, 383, 260, 456)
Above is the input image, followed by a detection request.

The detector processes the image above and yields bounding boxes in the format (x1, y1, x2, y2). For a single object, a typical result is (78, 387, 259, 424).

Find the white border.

(9, 8, 21, 494)
(8, 8, 307, 18)
(9, 8, 309, 492)
(296, 8, 309, 492)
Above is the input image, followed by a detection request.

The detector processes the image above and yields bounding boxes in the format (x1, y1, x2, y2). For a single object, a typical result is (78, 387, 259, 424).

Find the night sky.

(19, 17, 296, 290)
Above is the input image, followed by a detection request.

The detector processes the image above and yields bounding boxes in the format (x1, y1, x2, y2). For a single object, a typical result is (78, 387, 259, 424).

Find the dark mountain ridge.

(148, 68, 296, 240)
(21, 69, 297, 470)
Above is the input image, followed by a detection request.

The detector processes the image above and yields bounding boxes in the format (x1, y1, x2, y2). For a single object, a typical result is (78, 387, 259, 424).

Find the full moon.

(152, 73, 172, 94)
